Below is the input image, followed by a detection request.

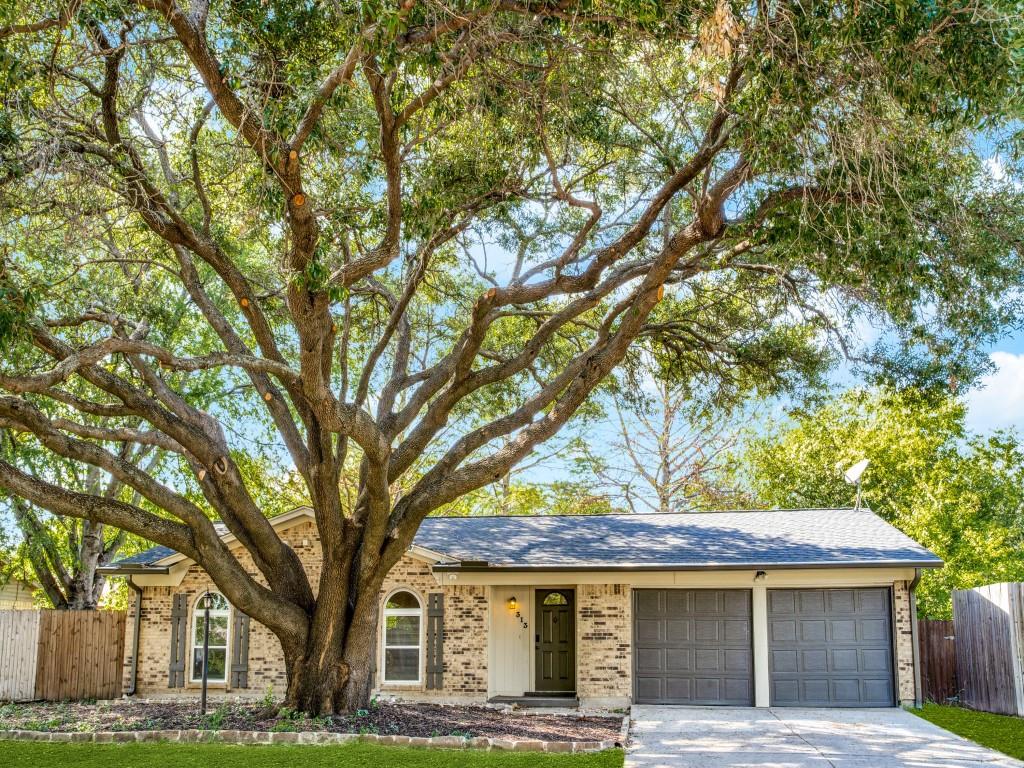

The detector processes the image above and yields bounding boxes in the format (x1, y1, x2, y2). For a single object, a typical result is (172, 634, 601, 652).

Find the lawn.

(911, 703, 1024, 762)
(3, 741, 625, 768)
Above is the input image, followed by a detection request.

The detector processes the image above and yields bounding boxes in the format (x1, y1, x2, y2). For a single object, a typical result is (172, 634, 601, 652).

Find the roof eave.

(97, 564, 171, 576)
(432, 559, 943, 573)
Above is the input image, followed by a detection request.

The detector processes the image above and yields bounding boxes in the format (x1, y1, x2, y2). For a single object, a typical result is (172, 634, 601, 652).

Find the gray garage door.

(633, 589, 753, 705)
(768, 588, 895, 707)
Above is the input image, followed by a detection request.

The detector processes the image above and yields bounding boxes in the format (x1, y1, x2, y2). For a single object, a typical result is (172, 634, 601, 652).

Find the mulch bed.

(0, 700, 622, 742)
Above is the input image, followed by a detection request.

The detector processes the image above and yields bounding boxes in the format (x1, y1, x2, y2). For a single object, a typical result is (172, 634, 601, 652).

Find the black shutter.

(425, 593, 444, 690)
(230, 611, 251, 689)
(168, 593, 188, 687)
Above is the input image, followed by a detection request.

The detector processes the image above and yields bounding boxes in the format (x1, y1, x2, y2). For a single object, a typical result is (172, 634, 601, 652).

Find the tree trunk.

(282, 595, 381, 715)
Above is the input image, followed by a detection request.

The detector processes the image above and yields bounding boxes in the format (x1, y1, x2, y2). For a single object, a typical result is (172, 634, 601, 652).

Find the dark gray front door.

(535, 589, 575, 693)
(768, 588, 895, 707)
(633, 589, 753, 705)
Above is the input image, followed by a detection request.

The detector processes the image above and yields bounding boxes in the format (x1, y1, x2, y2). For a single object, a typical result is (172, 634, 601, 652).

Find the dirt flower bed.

(0, 700, 622, 742)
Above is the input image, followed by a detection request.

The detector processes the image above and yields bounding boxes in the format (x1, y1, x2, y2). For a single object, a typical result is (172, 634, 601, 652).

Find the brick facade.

(125, 522, 488, 700)
(576, 584, 632, 704)
(122, 516, 920, 707)
(893, 579, 916, 704)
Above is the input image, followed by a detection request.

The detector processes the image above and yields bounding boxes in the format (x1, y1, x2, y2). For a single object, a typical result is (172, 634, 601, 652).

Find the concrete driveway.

(627, 705, 1023, 768)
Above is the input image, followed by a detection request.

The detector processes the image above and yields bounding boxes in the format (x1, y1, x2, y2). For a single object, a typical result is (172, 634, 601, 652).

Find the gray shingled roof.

(416, 508, 941, 569)
(111, 508, 940, 571)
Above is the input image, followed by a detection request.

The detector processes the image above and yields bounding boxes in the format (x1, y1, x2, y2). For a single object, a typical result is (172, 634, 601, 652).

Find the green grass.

(3, 741, 625, 768)
(911, 703, 1024, 761)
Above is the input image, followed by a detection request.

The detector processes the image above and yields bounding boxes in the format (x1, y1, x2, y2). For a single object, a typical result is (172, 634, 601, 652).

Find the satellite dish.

(842, 459, 870, 510)
(843, 459, 870, 485)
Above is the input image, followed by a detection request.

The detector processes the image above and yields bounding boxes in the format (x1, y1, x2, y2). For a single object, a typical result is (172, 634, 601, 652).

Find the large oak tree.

(0, 0, 1021, 712)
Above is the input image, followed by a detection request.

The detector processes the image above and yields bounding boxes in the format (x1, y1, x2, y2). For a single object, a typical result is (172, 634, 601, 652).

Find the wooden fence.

(918, 619, 957, 704)
(0, 609, 126, 702)
(952, 583, 1024, 716)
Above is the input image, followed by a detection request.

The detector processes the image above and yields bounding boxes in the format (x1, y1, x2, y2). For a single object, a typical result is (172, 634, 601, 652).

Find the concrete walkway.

(627, 706, 1023, 768)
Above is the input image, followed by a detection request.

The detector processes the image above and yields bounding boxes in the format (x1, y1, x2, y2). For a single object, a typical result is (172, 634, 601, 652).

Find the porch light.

(507, 596, 518, 611)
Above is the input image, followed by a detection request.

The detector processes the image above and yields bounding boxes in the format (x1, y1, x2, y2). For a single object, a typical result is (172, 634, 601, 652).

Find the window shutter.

(168, 593, 188, 687)
(425, 593, 444, 690)
(230, 611, 250, 689)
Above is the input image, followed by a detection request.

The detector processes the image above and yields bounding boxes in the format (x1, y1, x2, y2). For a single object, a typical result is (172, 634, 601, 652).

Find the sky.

(964, 336, 1024, 434)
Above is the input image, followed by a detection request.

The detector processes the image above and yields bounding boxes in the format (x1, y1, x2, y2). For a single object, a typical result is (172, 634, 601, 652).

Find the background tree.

(736, 387, 1024, 618)
(579, 365, 749, 513)
(0, 0, 1021, 713)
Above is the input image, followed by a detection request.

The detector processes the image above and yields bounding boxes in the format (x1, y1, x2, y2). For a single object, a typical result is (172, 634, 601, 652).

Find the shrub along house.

(102, 506, 940, 708)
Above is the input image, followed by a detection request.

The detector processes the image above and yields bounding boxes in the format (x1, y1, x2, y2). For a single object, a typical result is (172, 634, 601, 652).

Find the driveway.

(627, 705, 1023, 768)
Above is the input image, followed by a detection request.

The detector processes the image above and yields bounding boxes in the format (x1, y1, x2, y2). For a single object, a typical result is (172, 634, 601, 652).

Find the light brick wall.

(127, 525, 489, 700)
(576, 584, 631, 704)
(893, 579, 916, 704)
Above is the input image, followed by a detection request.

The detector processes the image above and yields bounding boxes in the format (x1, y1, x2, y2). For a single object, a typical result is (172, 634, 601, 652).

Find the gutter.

(433, 559, 944, 573)
(909, 567, 924, 708)
(126, 577, 144, 697)
(97, 564, 170, 576)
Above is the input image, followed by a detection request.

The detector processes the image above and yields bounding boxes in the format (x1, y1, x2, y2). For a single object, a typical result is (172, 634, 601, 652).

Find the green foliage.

(735, 387, 1024, 618)
(912, 704, 1024, 761)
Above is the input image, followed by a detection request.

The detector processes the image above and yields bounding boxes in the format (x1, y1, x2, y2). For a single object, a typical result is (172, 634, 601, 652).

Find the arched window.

(543, 591, 569, 606)
(191, 592, 230, 683)
(382, 590, 421, 683)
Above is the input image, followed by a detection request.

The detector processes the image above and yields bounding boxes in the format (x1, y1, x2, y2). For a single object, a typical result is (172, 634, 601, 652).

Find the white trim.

(189, 591, 231, 684)
(380, 588, 424, 686)
(752, 584, 769, 707)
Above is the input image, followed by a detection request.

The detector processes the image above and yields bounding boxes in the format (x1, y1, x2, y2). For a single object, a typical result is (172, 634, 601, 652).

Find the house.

(101, 506, 941, 708)
(0, 568, 37, 609)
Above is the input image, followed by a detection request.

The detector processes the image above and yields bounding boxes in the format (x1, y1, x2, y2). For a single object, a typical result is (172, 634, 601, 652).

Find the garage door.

(768, 588, 895, 706)
(634, 589, 753, 705)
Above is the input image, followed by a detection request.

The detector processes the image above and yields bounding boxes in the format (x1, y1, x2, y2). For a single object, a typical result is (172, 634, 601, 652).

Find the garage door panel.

(770, 620, 797, 642)
(863, 678, 894, 703)
(665, 648, 691, 672)
(831, 619, 857, 641)
(724, 619, 751, 642)
(799, 591, 826, 613)
(832, 648, 859, 671)
(665, 677, 692, 700)
(724, 678, 751, 701)
(635, 619, 663, 643)
(635, 677, 662, 701)
(634, 589, 753, 705)
(768, 588, 895, 707)
(724, 649, 750, 671)
(801, 620, 827, 642)
(771, 649, 798, 672)
(695, 619, 721, 642)
(636, 591, 663, 615)
(861, 618, 887, 641)
(828, 590, 856, 612)
(802, 649, 827, 672)
(862, 648, 891, 671)
(665, 619, 690, 643)
(858, 589, 888, 612)
(665, 591, 690, 614)
(693, 591, 721, 613)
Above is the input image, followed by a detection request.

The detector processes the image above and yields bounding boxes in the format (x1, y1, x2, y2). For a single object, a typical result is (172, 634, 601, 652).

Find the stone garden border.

(0, 715, 630, 753)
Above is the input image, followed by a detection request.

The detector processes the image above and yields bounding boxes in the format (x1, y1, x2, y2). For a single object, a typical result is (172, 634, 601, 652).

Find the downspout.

(126, 577, 143, 697)
(909, 568, 923, 708)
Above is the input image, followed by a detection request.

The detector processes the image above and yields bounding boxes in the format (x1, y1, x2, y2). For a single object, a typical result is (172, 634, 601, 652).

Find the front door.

(535, 589, 575, 693)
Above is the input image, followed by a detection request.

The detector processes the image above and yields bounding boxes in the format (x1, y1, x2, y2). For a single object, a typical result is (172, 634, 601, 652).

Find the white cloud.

(984, 156, 1007, 183)
(965, 351, 1024, 434)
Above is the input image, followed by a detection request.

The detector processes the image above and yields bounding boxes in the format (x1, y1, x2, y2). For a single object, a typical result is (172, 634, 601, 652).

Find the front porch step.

(488, 694, 579, 708)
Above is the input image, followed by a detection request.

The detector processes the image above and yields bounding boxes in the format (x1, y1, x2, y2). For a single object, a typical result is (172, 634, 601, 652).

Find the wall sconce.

(754, 570, 767, 582)
(508, 595, 528, 630)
